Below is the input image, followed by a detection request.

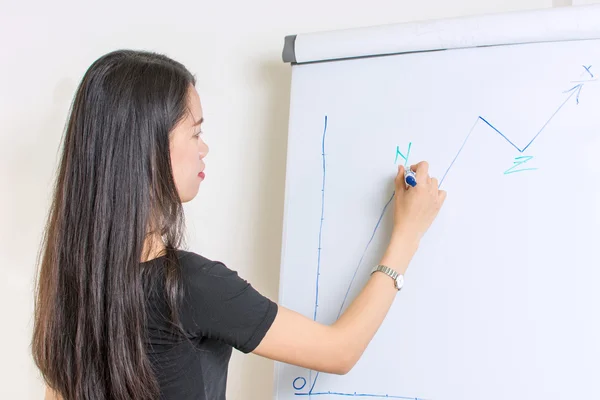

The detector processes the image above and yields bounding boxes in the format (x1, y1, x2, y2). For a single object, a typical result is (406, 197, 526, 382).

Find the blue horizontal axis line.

(295, 391, 425, 399)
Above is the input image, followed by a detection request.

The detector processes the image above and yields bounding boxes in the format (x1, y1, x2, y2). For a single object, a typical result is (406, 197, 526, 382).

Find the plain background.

(1, 0, 597, 398)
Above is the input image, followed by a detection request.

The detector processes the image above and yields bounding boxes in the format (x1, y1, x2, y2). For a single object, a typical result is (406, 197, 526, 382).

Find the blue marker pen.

(404, 167, 417, 187)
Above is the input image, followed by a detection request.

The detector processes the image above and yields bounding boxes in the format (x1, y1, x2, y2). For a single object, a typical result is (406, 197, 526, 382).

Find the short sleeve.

(179, 260, 278, 353)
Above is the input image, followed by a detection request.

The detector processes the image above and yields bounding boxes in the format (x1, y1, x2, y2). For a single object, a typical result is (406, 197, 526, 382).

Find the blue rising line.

(337, 192, 395, 318)
(314, 115, 328, 322)
(439, 117, 480, 187)
(309, 192, 396, 395)
(523, 84, 581, 149)
(296, 391, 425, 399)
(306, 122, 419, 399)
(440, 82, 583, 187)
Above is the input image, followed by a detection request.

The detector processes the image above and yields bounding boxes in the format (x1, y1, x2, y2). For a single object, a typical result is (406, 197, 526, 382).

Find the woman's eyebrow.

(193, 117, 204, 126)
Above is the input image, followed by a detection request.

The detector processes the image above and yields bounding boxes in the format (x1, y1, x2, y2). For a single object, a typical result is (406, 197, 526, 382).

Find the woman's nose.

(199, 140, 209, 158)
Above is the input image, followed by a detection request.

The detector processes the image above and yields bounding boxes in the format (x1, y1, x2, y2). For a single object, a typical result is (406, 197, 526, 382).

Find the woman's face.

(169, 85, 209, 203)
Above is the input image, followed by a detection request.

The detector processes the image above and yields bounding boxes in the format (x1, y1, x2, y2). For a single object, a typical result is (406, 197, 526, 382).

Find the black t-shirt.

(143, 250, 278, 400)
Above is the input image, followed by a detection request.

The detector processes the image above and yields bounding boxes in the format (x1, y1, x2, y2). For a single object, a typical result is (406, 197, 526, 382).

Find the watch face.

(395, 275, 404, 290)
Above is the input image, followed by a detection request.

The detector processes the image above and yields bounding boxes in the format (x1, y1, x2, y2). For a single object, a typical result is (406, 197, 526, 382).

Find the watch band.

(371, 264, 403, 291)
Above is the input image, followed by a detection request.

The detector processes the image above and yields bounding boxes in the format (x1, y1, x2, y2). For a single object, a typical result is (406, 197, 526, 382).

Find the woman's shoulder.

(173, 250, 233, 279)
(174, 249, 212, 265)
(175, 250, 221, 268)
(174, 251, 250, 304)
(143, 250, 236, 301)
(143, 249, 228, 279)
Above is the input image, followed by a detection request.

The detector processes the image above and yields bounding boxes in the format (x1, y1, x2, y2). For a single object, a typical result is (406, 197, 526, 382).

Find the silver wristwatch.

(371, 264, 404, 291)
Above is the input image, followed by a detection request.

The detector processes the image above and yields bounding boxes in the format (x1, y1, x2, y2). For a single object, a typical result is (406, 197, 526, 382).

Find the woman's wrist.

(380, 229, 420, 275)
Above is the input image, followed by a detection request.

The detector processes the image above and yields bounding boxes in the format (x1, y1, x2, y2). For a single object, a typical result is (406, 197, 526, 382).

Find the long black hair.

(32, 50, 196, 400)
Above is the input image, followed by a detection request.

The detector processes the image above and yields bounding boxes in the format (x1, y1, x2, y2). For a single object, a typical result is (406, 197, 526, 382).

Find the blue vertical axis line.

(315, 115, 328, 321)
(308, 115, 328, 397)
(310, 193, 397, 394)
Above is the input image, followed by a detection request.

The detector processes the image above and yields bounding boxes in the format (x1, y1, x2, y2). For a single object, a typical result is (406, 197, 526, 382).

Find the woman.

(32, 50, 446, 400)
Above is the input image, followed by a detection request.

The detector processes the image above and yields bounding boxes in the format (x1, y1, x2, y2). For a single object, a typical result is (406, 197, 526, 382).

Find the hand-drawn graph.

(439, 65, 595, 186)
(291, 65, 596, 399)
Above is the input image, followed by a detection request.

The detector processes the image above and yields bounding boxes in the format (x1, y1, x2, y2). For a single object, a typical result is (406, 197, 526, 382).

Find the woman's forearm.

(331, 230, 419, 371)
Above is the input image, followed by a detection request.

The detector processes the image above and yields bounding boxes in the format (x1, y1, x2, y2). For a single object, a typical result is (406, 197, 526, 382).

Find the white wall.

(573, 0, 600, 4)
(0, 0, 560, 398)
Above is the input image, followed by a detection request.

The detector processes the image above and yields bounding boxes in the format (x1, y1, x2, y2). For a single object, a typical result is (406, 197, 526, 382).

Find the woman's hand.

(393, 161, 446, 243)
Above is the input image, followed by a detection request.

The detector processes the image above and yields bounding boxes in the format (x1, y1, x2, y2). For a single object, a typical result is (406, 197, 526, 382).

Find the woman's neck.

(141, 234, 167, 262)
